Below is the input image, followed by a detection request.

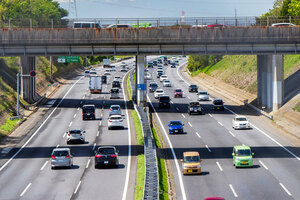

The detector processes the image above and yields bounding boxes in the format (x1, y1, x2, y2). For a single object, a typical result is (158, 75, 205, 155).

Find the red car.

(207, 24, 227, 28)
(204, 197, 225, 200)
(174, 89, 183, 98)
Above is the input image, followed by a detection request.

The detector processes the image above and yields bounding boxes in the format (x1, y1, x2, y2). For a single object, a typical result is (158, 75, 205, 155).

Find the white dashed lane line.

(86, 159, 91, 169)
(56, 144, 60, 148)
(208, 114, 213, 117)
(170, 101, 174, 104)
(216, 161, 223, 171)
(73, 114, 77, 118)
(259, 160, 269, 170)
(20, 183, 32, 197)
(228, 131, 235, 137)
(195, 132, 201, 138)
(218, 121, 223, 126)
(205, 145, 212, 152)
(74, 181, 82, 194)
(181, 114, 186, 118)
(77, 107, 80, 111)
(69, 122, 72, 127)
(40, 161, 48, 171)
(229, 184, 238, 198)
(97, 131, 100, 136)
(187, 96, 191, 99)
(63, 132, 66, 138)
(279, 183, 292, 196)
(188, 122, 192, 127)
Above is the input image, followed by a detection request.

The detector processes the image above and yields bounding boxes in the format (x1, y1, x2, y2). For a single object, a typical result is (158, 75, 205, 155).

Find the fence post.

(196, 19, 198, 26)
(289, 16, 291, 24)
(51, 19, 54, 29)
(8, 19, 11, 29)
(30, 19, 32, 29)
(267, 16, 269, 26)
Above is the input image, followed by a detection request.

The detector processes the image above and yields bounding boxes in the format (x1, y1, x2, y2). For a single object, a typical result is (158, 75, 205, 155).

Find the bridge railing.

(0, 16, 300, 28)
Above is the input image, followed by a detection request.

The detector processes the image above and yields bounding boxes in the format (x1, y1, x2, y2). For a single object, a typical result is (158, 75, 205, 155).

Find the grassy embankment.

(293, 102, 300, 112)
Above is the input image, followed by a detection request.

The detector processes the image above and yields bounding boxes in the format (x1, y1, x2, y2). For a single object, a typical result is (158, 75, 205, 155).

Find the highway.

(0, 59, 135, 200)
(147, 57, 300, 200)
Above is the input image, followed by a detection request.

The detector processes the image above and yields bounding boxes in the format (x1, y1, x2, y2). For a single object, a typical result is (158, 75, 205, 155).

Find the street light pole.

(17, 73, 20, 116)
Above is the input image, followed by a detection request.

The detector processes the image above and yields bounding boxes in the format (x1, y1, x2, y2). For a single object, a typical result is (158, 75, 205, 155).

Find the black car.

(149, 82, 158, 92)
(171, 63, 176, 68)
(153, 61, 158, 66)
(188, 102, 203, 115)
(213, 99, 224, 110)
(94, 146, 119, 168)
(112, 81, 121, 88)
(159, 95, 171, 108)
(82, 104, 96, 120)
(189, 84, 198, 92)
(101, 75, 107, 84)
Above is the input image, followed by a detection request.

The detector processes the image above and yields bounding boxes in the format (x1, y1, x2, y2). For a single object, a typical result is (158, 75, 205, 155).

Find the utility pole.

(50, 56, 53, 82)
(235, 8, 237, 26)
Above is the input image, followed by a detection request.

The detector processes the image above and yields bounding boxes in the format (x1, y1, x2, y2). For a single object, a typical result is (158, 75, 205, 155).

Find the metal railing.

(0, 16, 300, 28)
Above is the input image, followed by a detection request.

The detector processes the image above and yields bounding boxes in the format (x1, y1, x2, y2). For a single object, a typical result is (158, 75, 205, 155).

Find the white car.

(113, 76, 121, 82)
(66, 130, 85, 144)
(160, 75, 168, 82)
(84, 70, 90, 77)
(154, 89, 164, 99)
(198, 91, 209, 101)
(232, 116, 251, 130)
(145, 73, 151, 79)
(108, 115, 124, 130)
(163, 80, 171, 87)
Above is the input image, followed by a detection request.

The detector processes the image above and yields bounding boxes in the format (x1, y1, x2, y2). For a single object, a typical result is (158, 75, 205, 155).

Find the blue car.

(168, 121, 184, 134)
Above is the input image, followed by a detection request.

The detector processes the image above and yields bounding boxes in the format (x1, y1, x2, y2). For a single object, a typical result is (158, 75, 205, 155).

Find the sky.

(55, 0, 275, 18)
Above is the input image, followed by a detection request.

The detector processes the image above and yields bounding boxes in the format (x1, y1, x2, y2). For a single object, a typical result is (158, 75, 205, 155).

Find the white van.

(84, 70, 90, 77)
(73, 22, 101, 28)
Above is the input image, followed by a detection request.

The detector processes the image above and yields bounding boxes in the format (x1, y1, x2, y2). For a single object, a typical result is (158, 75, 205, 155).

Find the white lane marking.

(147, 95, 187, 200)
(101, 113, 103, 117)
(20, 183, 32, 197)
(188, 122, 193, 127)
(176, 64, 190, 86)
(228, 131, 235, 137)
(216, 161, 223, 171)
(259, 160, 269, 170)
(40, 161, 48, 171)
(63, 132, 66, 138)
(181, 114, 186, 118)
(218, 121, 223, 126)
(225, 107, 300, 161)
(279, 183, 292, 196)
(97, 131, 100, 136)
(56, 144, 60, 148)
(205, 145, 212, 152)
(74, 181, 82, 194)
(170, 101, 174, 104)
(86, 159, 91, 169)
(208, 114, 213, 117)
(69, 121, 72, 127)
(187, 96, 191, 99)
(229, 184, 238, 198)
(74, 114, 77, 118)
(93, 143, 96, 151)
(0, 77, 83, 172)
(121, 69, 133, 200)
(77, 107, 80, 111)
(176, 107, 180, 111)
(83, 96, 85, 99)
(99, 121, 102, 126)
(195, 132, 201, 138)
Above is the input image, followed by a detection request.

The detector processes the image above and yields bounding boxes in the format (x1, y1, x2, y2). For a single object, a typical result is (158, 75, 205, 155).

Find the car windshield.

(199, 92, 208, 95)
(175, 89, 182, 92)
(83, 106, 94, 111)
(156, 90, 163, 93)
(184, 156, 200, 163)
(214, 100, 223, 105)
(190, 102, 200, 106)
(111, 106, 120, 110)
(150, 83, 157, 87)
(190, 85, 197, 88)
(111, 89, 119, 93)
(236, 117, 247, 121)
(170, 121, 182, 126)
(236, 149, 251, 156)
(97, 148, 115, 154)
(69, 130, 81, 134)
(164, 80, 170, 83)
(53, 151, 69, 157)
(110, 116, 122, 120)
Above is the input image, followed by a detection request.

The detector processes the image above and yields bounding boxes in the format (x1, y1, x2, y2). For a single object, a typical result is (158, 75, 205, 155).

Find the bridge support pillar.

(257, 55, 284, 111)
(20, 56, 36, 104)
(136, 55, 145, 106)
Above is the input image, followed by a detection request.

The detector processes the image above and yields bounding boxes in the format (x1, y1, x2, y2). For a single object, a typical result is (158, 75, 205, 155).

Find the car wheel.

(108, 127, 111, 130)
(67, 141, 70, 145)
(95, 165, 98, 169)
(188, 112, 191, 115)
(51, 166, 54, 170)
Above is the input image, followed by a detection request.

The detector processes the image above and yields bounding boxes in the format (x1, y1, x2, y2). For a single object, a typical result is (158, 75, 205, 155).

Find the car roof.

(189, 101, 199, 104)
(234, 145, 251, 150)
(183, 151, 199, 156)
(235, 115, 247, 118)
(98, 146, 116, 149)
(109, 114, 122, 117)
(53, 148, 70, 151)
(170, 120, 182, 123)
(110, 105, 120, 107)
(214, 98, 223, 101)
(83, 104, 95, 107)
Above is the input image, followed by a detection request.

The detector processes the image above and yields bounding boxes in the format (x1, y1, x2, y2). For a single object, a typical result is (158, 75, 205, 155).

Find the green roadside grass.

(293, 102, 300, 112)
(0, 118, 22, 140)
(132, 110, 144, 145)
(135, 154, 145, 200)
(126, 74, 132, 101)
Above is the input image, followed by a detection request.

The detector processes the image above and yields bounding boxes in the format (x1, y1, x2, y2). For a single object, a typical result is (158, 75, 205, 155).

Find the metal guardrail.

(0, 16, 300, 28)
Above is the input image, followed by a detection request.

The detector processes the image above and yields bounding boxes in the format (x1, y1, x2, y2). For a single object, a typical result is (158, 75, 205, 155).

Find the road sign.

(57, 56, 79, 63)
(137, 84, 145, 90)
(30, 70, 36, 77)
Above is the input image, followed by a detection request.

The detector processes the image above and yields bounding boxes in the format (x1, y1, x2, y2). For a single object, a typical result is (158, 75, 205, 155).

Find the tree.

(280, 0, 292, 16)
(288, 0, 300, 16)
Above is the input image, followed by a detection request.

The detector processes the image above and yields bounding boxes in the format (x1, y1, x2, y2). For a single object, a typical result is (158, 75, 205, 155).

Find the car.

(181, 151, 202, 175)
(232, 115, 251, 129)
(120, 67, 127, 72)
(171, 63, 176, 68)
(157, 59, 162, 64)
(232, 145, 254, 168)
(198, 91, 209, 101)
(73, 21, 101, 29)
(160, 75, 168, 82)
(51, 148, 73, 169)
(112, 81, 121, 88)
(168, 121, 184, 134)
(188, 84, 198, 92)
(157, 70, 164, 78)
(188, 102, 203, 115)
(163, 80, 171, 87)
(104, 72, 111, 76)
(158, 95, 171, 108)
(111, 66, 116, 71)
(145, 73, 151, 79)
(109, 105, 121, 116)
(174, 89, 183, 98)
(148, 62, 153, 68)
(153, 60, 158, 66)
(94, 146, 119, 168)
(107, 24, 131, 28)
(84, 70, 90, 77)
(154, 89, 164, 99)
(110, 88, 120, 99)
(167, 59, 171, 64)
(175, 60, 179, 65)
(213, 99, 224, 110)
(90, 71, 97, 75)
(108, 114, 124, 130)
(149, 83, 158, 93)
(271, 23, 295, 27)
(157, 65, 163, 70)
(82, 104, 96, 120)
(101, 75, 107, 84)
(113, 76, 121, 82)
(66, 130, 86, 144)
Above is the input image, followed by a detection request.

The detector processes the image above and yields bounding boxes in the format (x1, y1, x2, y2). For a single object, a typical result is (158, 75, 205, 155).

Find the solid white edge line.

(0, 77, 83, 172)
(279, 183, 292, 196)
(205, 145, 212, 152)
(74, 181, 82, 194)
(99, 121, 102, 126)
(181, 114, 186, 118)
(218, 121, 223, 126)
(147, 94, 187, 200)
(176, 62, 190, 86)
(228, 131, 235, 137)
(121, 69, 132, 200)
(20, 183, 32, 197)
(208, 114, 213, 117)
(259, 160, 269, 170)
(195, 132, 201, 138)
(229, 184, 238, 197)
(86, 159, 91, 169)
(69, 121, 72, 127)
(188, 122, 192, 127)
(216, 161, 223, 171)
(40, 161, 48, 171)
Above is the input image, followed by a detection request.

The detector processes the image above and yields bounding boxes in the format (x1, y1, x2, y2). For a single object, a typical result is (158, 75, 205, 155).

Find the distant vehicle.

(110, 88, 120, 99)
(232, 145, 254, 168)
(168, 121, 184, 134)
(82, 104, 96, 120)
(271, 23, 295, 27)
(163, 80, 171, 87)
(154, 89, 164, 99)
(167, 59, 171, 64)
(101, 75, 107, 84)
(174, 89, 183, 98)
(109, 105, 121, 116)
(188, 102, 203, 115)
(198, 91, 209, 101)
(213, 99, 224, 110)
(157, 65, 163, 70)
(73, 21, 101, 28)
(157, 70, 164, 78)
(89, 76, 102, 94)
(153, 60, 158, 66)
(103, 59, 111, 68)
(108, 115, 124, 130)
(90, 71, 97, 75)
(131, 22, 152, 28)
(189, 84, 198, 92)
(181, 151, 202, 175)
(232, 116, 251, 130)
(157, 59, 162, 64)
(149, 82, 158, 93)
(175, 60, 179, 65)
(51, 148, 73, 169)
(207, 24, 227, 28)
(171, 63, 176, 68)
(84, 70, 90, 77)
(113, 76, 121, 82)
(158, 95, 171, 108)
(112, 81, 121, 88)
(148, 62, 153, 68)
(192, 25, 208, 28)
(94, 146, 119, 168)
(107, 24, 131, 28)
(145, 73, 151, 79)
(160, 75, 168, 82)
(121, 66, 127, 72)
(66, 130, 86, 144)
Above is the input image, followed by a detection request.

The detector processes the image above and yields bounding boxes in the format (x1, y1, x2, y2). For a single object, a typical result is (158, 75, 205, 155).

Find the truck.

(89, 76, 102, 94)
(103, 59, 111, 68)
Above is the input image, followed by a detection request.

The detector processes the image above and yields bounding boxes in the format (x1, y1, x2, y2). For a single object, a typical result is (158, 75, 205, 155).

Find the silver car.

(109, 105, 121, 116)
(66, 130, 85, 144)
(108, 115, 124, 130)
(198, 91, 209, 101)
(51, 148, 73, 169)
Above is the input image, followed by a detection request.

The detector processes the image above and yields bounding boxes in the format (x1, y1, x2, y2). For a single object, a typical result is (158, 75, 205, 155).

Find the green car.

(232, 146, 254, 168)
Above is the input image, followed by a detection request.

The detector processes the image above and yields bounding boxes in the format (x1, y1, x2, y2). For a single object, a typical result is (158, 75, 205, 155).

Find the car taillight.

(68, 134, 70, 136)
(51, 155, 56, 159)
(110, 109, 112, 111)
(111, 155, 117, 158)
(80, 134, 82, 136)
(95, 155, 102, 158)
(109, 120, 112, 122)
(120, 120, 123, 122)
(65, 155, 70, 158)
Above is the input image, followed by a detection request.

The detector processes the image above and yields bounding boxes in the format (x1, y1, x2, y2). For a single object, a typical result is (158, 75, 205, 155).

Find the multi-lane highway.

(0, 60, 135, 200)
(147, 57, 300, 200)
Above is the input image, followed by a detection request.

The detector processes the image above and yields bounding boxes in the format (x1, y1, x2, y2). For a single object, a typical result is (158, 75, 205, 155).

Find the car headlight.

(183, 164, 188, 168)
(248, 157, 252, 161)
(190, 108, 193, 111)
(236, 158, 240, 161)
(197, 164, 201, 168)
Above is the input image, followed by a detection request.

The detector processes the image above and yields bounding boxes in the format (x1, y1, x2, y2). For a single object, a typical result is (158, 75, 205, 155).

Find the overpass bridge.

(0, 26, 300, 111)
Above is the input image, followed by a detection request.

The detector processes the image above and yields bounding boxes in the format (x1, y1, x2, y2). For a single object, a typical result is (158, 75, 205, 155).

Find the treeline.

(187, 55, 222, 72)
(262, 0, 300, 17)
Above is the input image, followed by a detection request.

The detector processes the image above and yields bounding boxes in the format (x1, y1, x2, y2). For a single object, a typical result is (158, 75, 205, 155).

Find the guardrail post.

(8, 19, 11, 29)
(289, 16, 291, 24)
(30, 19, 32, 29)
(51, 19, 54, 29)
(267, 16, 269, 26)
